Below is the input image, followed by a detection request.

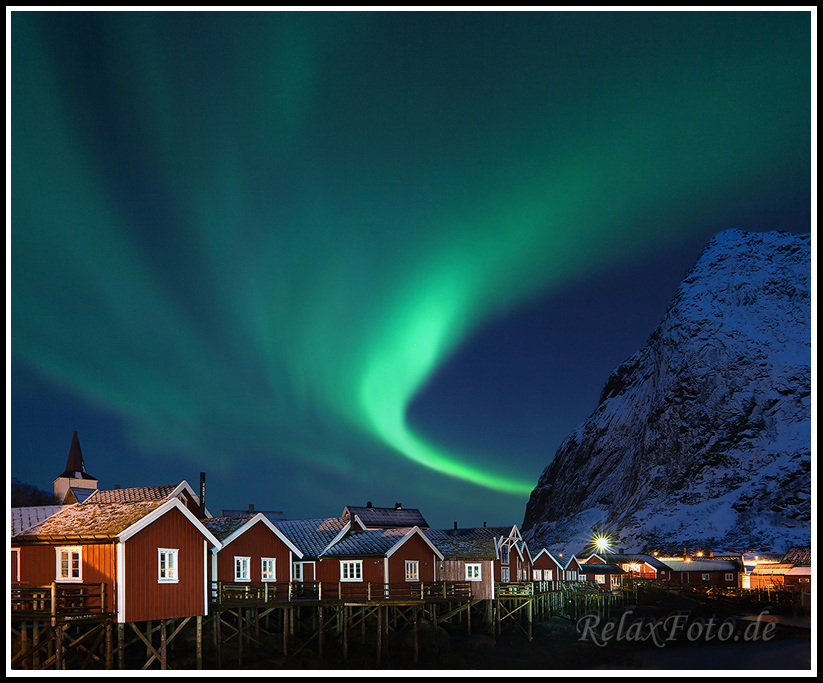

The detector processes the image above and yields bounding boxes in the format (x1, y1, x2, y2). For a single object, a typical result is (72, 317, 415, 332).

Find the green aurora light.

(11, 13, 811, 497)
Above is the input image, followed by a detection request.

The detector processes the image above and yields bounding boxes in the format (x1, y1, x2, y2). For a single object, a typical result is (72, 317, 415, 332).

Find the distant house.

(341, 502, 429, 529)
(749, 563, 794, 589)
(658, 558, 742, 588)
(53, 432, 98, 504)
(426, 534, 498, 600)
(578, 563, 626, 589)
(221, 504, 286, 522)
(597, 552, 672, 582)
(783, 566, 811, 593)
(530, 549, 563, 582)
(12, 497, 221, 623)
(202, 513, 302, 586)
(270, 517, 361, 581)
(559, 556, 584, 582)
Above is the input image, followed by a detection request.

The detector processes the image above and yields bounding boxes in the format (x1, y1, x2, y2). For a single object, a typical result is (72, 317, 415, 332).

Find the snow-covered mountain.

(522, 230, 811, 556)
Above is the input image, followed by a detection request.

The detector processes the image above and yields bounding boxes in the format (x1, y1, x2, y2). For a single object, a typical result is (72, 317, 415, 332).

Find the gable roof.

(579, 563, 626, 574)
(82, 481, 210, 516)
(425, 534, 497, 561)
(781, 547, 811, 566)
(10, 506, 71, 536)
(321, 526, 443, 560)
(66, 487, 98, 503)
(55, 431, 97, 481)
(659, 559, 739, 572)
(750, 563, 794, 576)
(202, 513, 302, 558)
(13, 498, 221, 548)
(222, 508, 286, 522)
(532, 548, 564, 567)
(270, 517, 356, 558)
(342, 505, 429, 529)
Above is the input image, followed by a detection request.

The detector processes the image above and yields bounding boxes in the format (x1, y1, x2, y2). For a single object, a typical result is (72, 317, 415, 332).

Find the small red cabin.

(531, 549, 563, 582)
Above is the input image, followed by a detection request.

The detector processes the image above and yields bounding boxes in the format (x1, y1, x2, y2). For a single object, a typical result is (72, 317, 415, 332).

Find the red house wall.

(124, 507, 208, 622)
(386, 534, 437, 583)
(532, 554, 561, 580)
(213, 521, 293, 583)
(12, 542, 115, 612)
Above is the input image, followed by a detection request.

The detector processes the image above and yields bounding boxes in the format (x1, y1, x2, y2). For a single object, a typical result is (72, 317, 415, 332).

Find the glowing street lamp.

(594, 536, 612, 553)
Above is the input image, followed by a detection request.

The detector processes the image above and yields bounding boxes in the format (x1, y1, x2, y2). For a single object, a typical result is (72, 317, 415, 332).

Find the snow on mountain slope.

(522, 230, 811, 556)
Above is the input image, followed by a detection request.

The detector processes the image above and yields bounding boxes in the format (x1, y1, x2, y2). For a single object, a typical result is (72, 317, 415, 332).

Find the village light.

(594, 535, 612, 552)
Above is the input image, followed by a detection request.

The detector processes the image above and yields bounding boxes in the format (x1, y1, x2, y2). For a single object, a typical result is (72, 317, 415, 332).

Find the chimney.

(709, 551, 714, 557)
(483, 521, 486, 527)
(366, 501, 372, 508)
(114, 484, 121, 490)
(619, 548, 625, 554)
(454, 521, 458, 530)
(248, 503, 255, 513)
(199, 472, 206, 519)
(395, 502, 401, 510)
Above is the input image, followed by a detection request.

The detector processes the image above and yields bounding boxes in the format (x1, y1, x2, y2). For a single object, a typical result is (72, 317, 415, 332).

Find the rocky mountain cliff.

(522, 230, 811, 555)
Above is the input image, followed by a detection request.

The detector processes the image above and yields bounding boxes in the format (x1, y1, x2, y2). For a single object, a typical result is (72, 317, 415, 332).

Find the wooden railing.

(495, 581, 534, 597)
(212, 580, 471, 604)
(10, 583, 107, 617)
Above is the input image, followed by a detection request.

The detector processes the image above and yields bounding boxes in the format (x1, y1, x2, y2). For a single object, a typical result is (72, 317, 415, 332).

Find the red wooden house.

(658, 558, 741, 588)
(316, 525, 443, 597)
(202, 513, 303, 585)
(559, 555, 584, 582)
(12, 497, 221, 623)
(530, 549, 563, 582)
(783, 566, 811, 593)
(427, 535, 497, 600)
(271, 516, 363, 582)
(578, 555, 626, 589)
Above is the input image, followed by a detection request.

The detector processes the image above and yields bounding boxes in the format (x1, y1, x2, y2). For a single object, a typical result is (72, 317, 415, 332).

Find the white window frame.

(545, 569, 553, 581)
(568, 570, 577, 581)
(500, 544, 510, 565)
(702, 573, 710, 581)
(262, 557, 276, 582)
(595, 574, 606, 584)
(340, 560, 363, 582)
(405, 560, 419, 582)
(56, 546, 83, 583)
(293, 562, 304, 582)
(235, 556, 251, 582)
(725, 573, 733, 581)
(12, 548, 21, 582)
(533, 569, 542, 581)
(158, 548, 178, 584)
(501, 566, 510, 582)
(465, 563, 481, 581)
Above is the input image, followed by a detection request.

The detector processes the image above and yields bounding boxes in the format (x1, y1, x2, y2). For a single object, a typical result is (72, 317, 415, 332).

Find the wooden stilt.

(376, 607, 382, 667)
(282, 608, 288, 657)
(238, 608, 243, 669)
(318, 606, 324, 659)
(117, 623, 124, 669)
(106, 620, 113, 669)
(55, 623, 63, 670)
(196, 616, 202, 670)
(467, 599, 471, 636)
(33, 621, 41, 670)
(160, 619, 167, 670)
(413, 605, 419, 665)
(216, 613, 222, 669)
(343, 606, 348, 661)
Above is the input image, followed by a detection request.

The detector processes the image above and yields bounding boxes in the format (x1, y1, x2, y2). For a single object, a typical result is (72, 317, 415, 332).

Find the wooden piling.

(160, 619, 167, 670)
(413, 605, 419, 665)
(55, 623, 63, 670)
(318, 606, 324, 659)
(196, 616, 202, 670)
(238, 608, 243, 669)
(376, 607, 382, 667)
(343, 606, 348, 661)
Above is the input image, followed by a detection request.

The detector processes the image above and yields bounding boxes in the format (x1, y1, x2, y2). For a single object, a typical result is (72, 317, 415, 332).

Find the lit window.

(405, 560, 419, 582)
(293, 562, 303, 582)
(545, 570, 553, 581)
(568, 571, 577, 581)
(501, 566, 510, 582)
(533, 569, 543, 581)
(158, 549, 178, 583)
(702, 573, 710, 581)
(340, 560, 362, 582)
(262, 558, 276, 581)
(725, 573, 733, 581)
(56, 547, 82, 583)
(466, 564, 481, 581)
(500, 544, 510, 565)
(595, 575, 606, 584)
(235, 556, 251, 582)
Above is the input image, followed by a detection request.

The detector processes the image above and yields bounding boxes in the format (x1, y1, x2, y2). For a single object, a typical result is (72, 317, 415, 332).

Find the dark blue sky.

(9, 11, 812, 529)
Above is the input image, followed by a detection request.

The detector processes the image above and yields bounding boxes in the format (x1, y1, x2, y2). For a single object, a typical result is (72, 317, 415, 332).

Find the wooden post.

(146, 620, 153, 661)
(106, 620, 113, 669)
(196, 615, 203, 670)
(216, 613, 222, 670)
(117, 623, 124, 669)
(376, 607, 382, 667)
(54, 623, 63, 670)
(343, 606, 348, 661)
(413, 605, 419, 665)
(160, 619, 167, 670)
(238, 608, 243, 669)
(33, 621, 41, 670)
(21, 622, 28, 670)
(254, 607, 259, 648)
(467, 599, 471, 636)
(527, 598, 533, 642)
(318, 606, 324, 659)
(283, 609, 288, 656)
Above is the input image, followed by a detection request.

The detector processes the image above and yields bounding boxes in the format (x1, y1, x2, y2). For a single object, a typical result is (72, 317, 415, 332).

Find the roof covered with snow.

(270, 517, 350, 557)
(781, 546, 811, 566)
(84, 485, 180, 504)
(13, 501, 166, 539)
(201, 515, 256, 541)
(10, 506, 71, 536)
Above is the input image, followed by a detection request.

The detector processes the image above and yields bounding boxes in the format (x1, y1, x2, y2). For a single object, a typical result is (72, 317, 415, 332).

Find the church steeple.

(54, 432, 98, 504)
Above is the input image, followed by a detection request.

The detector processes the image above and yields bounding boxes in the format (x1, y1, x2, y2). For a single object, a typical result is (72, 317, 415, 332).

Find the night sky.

(9, 11, 812, 530)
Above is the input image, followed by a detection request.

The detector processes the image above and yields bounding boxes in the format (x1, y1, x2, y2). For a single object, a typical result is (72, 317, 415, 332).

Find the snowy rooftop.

(14, 501, 166, 539)
(201, 515, 256, 541)
(84, 484, 180, 504)
(10, 506, 71, 536)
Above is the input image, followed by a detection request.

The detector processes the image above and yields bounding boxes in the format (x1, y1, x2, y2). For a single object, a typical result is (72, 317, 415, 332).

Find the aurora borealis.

(10, 11, 811, 526)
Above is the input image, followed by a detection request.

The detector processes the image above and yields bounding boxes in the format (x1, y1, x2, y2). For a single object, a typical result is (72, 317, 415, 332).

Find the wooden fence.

(11, 583, 106, 618)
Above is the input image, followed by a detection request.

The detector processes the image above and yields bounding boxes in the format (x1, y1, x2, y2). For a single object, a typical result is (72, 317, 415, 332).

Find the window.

(405, 560, 419, 582)
(340, 560, 362, 581)
(533, 569, 542, 581)
(567, 570, 577, 581)
(702, 573, 710, 581)
(725, 573, 734, 581)
(545, 569, 553, 581)
(262, 558, 276, 581)
(293, 562, 303, 582)
(56, 547, 82, 583)
(158, 549, 178, 583)
(595, 575, 606, 584)
(500, 545, 509, 564)
(465, 564, 481, 581)
(501, 566, 510, 582)
(235, 556, 251, 582)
